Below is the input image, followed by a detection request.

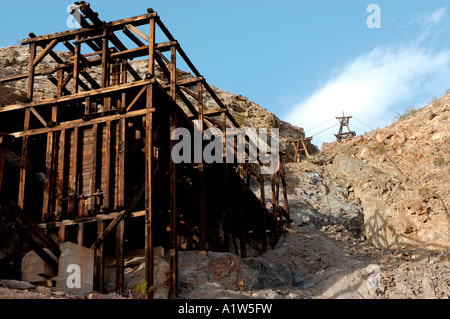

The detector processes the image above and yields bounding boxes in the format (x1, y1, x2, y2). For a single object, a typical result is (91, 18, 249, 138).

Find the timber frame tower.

(0, 3, 290, 298)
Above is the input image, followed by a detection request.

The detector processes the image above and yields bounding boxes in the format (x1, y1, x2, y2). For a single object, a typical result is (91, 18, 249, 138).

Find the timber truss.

(0, 3, 290, 298)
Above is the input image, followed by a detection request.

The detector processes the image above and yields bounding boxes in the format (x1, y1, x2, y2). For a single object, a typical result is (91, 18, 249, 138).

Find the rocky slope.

(320, 94, 450, 251)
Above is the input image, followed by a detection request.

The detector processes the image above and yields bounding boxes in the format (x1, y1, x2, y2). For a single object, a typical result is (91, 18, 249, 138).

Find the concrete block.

(154, 246, 164, 258)
(56, 242, 94, 295)
(21, 249, 57, 283)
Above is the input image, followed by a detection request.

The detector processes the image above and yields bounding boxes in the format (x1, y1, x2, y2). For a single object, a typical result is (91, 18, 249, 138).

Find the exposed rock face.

(318, 94, 450, 251)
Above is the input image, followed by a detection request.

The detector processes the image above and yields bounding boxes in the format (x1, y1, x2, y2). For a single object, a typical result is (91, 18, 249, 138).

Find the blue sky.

(1, 1, 450, 146)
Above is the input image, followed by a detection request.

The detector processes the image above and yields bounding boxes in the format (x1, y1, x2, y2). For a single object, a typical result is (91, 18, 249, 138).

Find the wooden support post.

(58, 222, 66, 243)
(117, 118, 126, 210)
(116, 219, 125, 294)
(42, 105, 58, 221)
(33, 39, 58, 66)
(121, 59, 128, 85)
(42, 127, 55, 221)
(197, 81, 206, 250)
(222, 166, 230, 252)
(18, 109, 31, 208)
(169, 44, 178, 299)
(101, 30, 109, 87)
(101, 29, 110, 110)
(56, 129, 66, 218)
(148, 18, 155, 77)
(0, 143, 4, 186)
(73, 35, 81, 94)
(278, 156, 290, 224)
(70, 127, 79, 217)
(275, 173, 280, 230)
(258, 161, 268, 252)
(77, 222, 85, 246)
(271, 172, 278, 243)
(96, 220, 105, 293)
(220, 112, 230, 252)
(90, 210, 128, 250)
(144, 84, 154, 299)
(169, 112, 178, 298)
(300, 138, 310, 158)
(0, 146, 5, 194)
(27, 43, 36, 101)
(90, 124, 98, 212)
(170, 45, 177, 101)
(57, 68, 64, 97)
(102, 121, 111, 212)
(294, 139, 300, 163)
(111, 59, 118, 86)
(84, 96, 91, 120)
(238, 164, 247, 258)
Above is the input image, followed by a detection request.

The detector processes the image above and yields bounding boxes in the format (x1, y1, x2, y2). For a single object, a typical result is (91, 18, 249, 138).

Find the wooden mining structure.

(334, 113, 356, 141)
(0, 3, 290, 298)
(293, 137, 313, 162)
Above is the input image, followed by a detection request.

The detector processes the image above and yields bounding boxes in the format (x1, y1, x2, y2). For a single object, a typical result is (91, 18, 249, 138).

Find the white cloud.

(424, 7, 446, 25)
(283, 8, 450, 148)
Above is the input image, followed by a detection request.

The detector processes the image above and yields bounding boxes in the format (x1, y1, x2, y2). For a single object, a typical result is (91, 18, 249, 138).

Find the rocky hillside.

(318, 94, 450, 251)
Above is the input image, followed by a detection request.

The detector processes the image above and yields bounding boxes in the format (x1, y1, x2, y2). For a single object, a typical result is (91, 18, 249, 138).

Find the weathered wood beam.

(56, 129, 66, 217)
(169, 45, 178, 298)
(21, 12, 157, 45)
(27, 43, 36, 101)
(73, 34, 104, 44)
(258, 161, 268, 252)
(101, 29, 109, 89)
(0, 79, 154, 114)
(90, 210, 128, 251)
(28, 33, 64, 64)
(0, 146, 5, 194)
(69, 127, 79, 217)
(155, 17, 201, 77)
(125, 24, 149, 42)
(30, 107, 48, 128)
(12, 225, 58, 270)
(161, 76, 204, 89)
(95, 220, 105, 292)
(125, 85, 147, 112)
(33, 39, 59, 66)
(116, 219, 125, 293)
(3, 197, 60, 257)
(10, 108, 155, 139)
(148, 18, 155, 78)
(144, 83, 154, 299)
(18, 109, 31, 208)
(73, 34, 81, 94)
(79, 3, 104, 27)
(102, 120, 112, 213)
(278, 156, 290, 223)
(186, 108, 226, 119)
(46, 74, 71, 96)
(1, 42, 160, 85)
(89, 123, 98, 212)
(117, 118, 126, 209)
(198, 81, 206, 250)
(122, 27, 145, 47)
(238, 164, 247, 258)
(42, 105, 57, 221)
